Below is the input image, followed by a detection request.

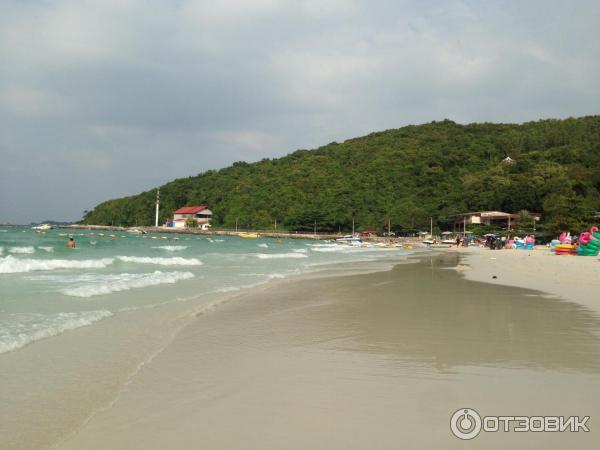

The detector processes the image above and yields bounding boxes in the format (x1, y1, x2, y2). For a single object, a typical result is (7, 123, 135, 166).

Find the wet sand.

(59, 253, 600, 449)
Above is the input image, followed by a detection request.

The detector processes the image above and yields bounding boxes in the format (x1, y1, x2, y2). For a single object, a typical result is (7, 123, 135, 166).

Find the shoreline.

(58, 224, 424, 244)
(60, 224, 349, 240)
(57, 252, 600, 449)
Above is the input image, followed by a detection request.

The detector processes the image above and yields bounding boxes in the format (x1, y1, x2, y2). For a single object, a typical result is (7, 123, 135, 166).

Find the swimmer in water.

(67, 237, 76, 248)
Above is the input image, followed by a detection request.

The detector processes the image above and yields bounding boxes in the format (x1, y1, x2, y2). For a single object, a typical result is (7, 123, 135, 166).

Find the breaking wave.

(61, 271, 195, 297)
(0, 310, 113, 354)
(116, 256, 203, 266)
(0, 256, 115, 274)
(152, 246, 188, 252)
(8, 246, 35, 254)
(256, 252, 308, 259)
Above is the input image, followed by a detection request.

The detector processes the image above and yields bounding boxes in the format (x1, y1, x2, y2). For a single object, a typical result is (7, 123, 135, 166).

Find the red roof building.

(169, 205, 213, 229)
(173, 206, 207, 215)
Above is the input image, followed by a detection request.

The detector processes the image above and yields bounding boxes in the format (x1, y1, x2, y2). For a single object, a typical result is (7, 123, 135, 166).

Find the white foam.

(8, 246, 35, 254)
(38, 246, 54, 253)
(0, 246, 3, 255)
(61, 271, 195, 297)
(214, 286, 241, 293)
(257, 243, 269, 248)
(256, 252, 308, 259)
(0, 310, 113, 354)
(309, 245, 347, 252)
(152, 245, 188, 252)
(116, 256, 203, 266)
(267, 273, 286, 279)
(292, 248, 308, 253)
(0, 255, 115, 274)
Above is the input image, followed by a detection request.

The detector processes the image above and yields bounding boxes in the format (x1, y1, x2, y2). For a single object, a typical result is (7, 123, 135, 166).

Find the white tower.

(155, 188, 160, 227)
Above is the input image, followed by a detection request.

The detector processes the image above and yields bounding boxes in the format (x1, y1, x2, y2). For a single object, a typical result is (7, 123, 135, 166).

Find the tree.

(185, 217, 198, 229)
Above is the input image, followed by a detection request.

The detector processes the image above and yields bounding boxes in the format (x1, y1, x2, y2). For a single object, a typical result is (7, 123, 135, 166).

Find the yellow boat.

(239, 233, 259, 239)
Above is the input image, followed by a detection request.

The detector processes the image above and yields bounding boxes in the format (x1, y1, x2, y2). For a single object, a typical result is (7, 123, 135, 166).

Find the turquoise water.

(0, 226, 416, 355)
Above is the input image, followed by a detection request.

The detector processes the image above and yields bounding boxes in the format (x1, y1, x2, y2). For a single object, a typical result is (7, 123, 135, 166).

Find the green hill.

(82, 116, 600, 235)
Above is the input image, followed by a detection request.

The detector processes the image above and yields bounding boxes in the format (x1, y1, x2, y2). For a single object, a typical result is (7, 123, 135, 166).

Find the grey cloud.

(0, 0, 598, 223)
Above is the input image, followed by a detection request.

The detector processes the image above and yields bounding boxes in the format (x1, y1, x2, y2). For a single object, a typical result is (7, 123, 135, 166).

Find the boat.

(127, 228, 146, 234)
(31, 223, 53, 230)
(336, 234, 362, 244)
(239, 233, 259, 238)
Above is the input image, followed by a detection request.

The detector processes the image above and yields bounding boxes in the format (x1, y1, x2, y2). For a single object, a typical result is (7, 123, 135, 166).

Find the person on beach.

(456, 235, 461, 247)
(67, 237, 76, 248)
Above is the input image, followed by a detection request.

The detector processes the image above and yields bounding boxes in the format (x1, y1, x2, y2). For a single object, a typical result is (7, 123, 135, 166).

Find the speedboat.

(127, 228, 146, 234)
(336, 234, 362, 244)
(32, 223, 53, 230)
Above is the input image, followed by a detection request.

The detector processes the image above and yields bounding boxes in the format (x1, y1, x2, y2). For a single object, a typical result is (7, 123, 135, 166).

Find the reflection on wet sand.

(58, 254, 600, 450)
(312, 254, 600, 373)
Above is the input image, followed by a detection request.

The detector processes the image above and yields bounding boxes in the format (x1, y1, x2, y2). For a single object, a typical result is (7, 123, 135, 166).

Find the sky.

(1, 0, 599, 224)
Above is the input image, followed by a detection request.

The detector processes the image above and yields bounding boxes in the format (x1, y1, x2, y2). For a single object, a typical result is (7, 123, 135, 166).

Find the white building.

(168, 206, 213, 230)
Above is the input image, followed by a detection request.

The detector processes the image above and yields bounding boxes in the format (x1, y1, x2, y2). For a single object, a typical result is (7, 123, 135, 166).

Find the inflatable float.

(575, 226, 600, 256)
(554, 244, 577, 255)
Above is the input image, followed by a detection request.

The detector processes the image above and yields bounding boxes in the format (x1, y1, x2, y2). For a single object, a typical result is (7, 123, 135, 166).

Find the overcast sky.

(1, 0, 598, 224)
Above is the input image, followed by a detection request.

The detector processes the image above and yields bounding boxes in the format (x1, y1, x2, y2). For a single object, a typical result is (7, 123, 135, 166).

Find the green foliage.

(82, 116, 600, 237)
(185, 217, 198, 229)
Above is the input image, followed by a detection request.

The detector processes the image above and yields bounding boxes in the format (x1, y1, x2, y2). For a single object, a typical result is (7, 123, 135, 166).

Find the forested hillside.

(82, 116, 600, 235)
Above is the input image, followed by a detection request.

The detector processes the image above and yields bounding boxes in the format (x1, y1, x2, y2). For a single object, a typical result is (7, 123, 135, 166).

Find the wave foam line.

(116, 256, 202, 266)
(0, 256, 115, 274)
(61, 271, 195, 297)
(0, 310, 113, 354)
(256, 253, 308, 259)
(152, 245, 188, 252)
(8, 246, 35, 254)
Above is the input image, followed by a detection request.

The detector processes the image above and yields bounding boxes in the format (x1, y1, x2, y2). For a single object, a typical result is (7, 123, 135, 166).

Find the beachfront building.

(454, 211, 541, 230)
(168, 206, 213, 230)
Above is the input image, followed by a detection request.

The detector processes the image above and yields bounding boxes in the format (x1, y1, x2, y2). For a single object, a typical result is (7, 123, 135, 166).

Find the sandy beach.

(454, 245, 600, 312)
(57, 251, 600, 450)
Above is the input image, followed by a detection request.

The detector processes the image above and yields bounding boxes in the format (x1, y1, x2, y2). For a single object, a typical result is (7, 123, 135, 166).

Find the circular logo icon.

(450, 408, 482, 440)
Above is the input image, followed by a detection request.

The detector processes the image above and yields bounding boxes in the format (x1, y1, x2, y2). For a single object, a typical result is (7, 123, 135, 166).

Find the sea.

(0, 226, 420, 448)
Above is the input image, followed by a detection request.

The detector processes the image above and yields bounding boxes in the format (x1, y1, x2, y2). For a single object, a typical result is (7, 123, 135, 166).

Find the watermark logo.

(450, 408, 590, 440)
(450, 408, 482, 440)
